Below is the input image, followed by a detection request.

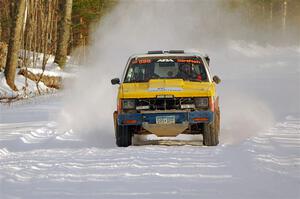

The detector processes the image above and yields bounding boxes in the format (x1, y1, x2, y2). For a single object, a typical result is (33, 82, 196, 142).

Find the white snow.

(0, 71, 49, 98)
(0, 96, 299, 199)
(0, 62, 77, 99)
(1, 1, 300, 198)
(26, 67, 75, 78)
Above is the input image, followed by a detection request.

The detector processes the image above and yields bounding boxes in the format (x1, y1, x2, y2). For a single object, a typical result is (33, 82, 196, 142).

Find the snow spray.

(59, 0, 300, 146)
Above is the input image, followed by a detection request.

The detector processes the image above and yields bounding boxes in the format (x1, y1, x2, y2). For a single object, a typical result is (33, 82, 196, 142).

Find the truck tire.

(203, 108, 220, 146)
(115, 125, 132, 147)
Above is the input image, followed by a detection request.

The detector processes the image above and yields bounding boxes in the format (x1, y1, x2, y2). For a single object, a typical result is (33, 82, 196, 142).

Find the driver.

(176, 64, 193, 80)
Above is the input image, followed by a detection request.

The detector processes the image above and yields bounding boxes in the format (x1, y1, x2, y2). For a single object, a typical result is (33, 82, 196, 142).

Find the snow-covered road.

(0, 95, 299, 199)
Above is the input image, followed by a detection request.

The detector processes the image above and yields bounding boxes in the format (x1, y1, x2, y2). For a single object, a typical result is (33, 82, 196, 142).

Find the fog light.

(136, 105, 150, 110)
(181, 104, 195, 109)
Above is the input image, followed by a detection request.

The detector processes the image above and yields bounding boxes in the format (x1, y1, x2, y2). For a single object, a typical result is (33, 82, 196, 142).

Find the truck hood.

(120, 79, 215, 98)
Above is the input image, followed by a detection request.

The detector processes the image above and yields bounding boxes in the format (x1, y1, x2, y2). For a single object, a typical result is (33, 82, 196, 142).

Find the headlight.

(194, 97, 209, 108)
(122, 99, 136, 109)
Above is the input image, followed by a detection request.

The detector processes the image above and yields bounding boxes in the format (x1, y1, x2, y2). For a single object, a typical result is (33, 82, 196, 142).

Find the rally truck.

(111, 50, 221, 147)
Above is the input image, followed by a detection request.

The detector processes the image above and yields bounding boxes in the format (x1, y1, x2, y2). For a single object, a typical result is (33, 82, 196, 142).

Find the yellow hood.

(119, 79, 215, 98)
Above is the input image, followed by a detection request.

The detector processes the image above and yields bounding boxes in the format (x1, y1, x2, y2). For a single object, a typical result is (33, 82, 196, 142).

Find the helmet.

(180, 64, 191, 73)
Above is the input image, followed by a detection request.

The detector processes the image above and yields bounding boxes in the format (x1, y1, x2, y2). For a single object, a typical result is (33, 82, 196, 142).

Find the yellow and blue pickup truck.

(111, 50, 221, 147)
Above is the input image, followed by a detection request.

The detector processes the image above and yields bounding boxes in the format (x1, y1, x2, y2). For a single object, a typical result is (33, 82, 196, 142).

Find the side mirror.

(204, 55, 210, 65)
(111, 78, 120, 85)
(212, 75, 221, 84)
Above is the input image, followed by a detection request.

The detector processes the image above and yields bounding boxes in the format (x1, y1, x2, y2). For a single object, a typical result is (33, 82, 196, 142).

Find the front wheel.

(115, 125, 132, 147)
(203, 109, 220, 146)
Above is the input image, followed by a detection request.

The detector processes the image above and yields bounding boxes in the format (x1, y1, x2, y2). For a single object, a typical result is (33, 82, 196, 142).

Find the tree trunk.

(4, 0, 26, 91)
(0, 21, 2, 41)
(0, 42, 8, 71)
(54, 0, 72, 69)
(283, 0, 287, 34)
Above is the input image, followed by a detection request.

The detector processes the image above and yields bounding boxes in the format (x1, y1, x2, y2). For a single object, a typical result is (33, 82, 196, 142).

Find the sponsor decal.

(157, 59, 174, 62)
(148, 87, 183, 92)
(177, 59, 201, 64)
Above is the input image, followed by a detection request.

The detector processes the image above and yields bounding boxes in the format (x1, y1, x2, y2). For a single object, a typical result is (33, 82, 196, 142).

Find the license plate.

(156, 116, 175, 124)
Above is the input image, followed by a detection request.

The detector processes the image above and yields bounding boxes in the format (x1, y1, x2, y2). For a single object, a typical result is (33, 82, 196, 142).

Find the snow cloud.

(220, 90, 274, 144)
(58, 0, 299, 146)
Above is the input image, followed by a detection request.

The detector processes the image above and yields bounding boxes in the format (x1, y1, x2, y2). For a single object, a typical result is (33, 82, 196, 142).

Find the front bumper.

(117, 110, 213, 126)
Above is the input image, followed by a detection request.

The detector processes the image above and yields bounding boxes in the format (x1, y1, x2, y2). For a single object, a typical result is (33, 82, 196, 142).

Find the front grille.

(136, 97, 194, 111)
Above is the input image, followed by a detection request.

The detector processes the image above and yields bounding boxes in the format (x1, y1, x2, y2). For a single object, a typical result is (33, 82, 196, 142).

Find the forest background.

(0, 0, 299, 91)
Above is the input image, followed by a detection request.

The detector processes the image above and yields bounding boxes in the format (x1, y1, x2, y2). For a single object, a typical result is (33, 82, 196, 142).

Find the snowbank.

(0, 71, 49, 99)
(0, 50, 78, 101)
(26, 67, 74, 78)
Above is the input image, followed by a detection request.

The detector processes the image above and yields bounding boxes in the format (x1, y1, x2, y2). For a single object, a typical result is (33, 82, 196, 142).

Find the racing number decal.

(132, 59, 151, 64)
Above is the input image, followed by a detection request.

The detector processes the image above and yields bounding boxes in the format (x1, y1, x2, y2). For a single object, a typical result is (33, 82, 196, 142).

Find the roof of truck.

(130, 50, 208, 59)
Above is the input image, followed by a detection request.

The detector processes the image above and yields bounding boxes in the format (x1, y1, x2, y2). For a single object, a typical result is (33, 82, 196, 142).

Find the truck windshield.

(124, 57, 208, 83)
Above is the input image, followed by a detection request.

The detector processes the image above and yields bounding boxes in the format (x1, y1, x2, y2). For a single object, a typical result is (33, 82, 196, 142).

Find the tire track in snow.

(246, 116, 300, 177)
(0, 146, 232, 198)
(0, 121, 83, 152)
(1, 95, 299, 198)
(0, 146, 231, 181)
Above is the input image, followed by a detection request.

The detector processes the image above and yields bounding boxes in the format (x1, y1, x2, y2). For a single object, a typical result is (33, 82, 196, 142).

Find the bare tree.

(282, 0, 287, 33)
(4, 0, 26, 91)
(0, 21, 2, 41)
(54, 0, 73, 69)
